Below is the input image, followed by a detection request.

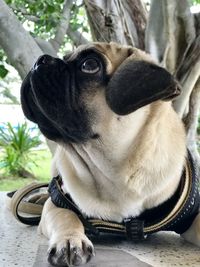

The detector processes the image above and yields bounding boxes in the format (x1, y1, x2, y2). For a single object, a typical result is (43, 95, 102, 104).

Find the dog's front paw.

(47, 233, 94, 266)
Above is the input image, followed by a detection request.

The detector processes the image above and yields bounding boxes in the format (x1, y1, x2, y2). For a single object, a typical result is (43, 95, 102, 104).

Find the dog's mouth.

(21, 55, 94, 143)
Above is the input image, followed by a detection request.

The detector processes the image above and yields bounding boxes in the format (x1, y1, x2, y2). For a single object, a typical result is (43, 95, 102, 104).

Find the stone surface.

(0, 192, 200, 267)
(33, 246, 152, 267)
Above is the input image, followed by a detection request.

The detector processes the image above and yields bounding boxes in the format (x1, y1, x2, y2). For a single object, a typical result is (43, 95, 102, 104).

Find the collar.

(48, 151, 199, 241)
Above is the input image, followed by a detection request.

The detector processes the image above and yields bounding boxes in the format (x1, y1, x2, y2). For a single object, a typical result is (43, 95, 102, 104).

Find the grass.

(0, 149, 52, 191)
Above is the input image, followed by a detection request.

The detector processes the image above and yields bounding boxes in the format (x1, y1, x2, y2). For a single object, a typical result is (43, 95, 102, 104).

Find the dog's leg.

(181, 213, 200, 246)
(38, 198, 94, 266)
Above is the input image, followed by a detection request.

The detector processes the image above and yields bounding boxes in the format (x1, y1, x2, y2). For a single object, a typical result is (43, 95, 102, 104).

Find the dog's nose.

(33, 55, 56, 70)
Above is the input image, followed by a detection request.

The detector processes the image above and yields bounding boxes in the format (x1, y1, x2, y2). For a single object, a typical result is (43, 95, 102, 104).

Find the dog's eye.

(81, 58, 100, 74)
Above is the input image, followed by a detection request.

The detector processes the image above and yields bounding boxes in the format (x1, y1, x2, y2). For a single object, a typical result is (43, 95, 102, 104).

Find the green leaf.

(0, 65, 9, 78)
(47, 4, 55, 13)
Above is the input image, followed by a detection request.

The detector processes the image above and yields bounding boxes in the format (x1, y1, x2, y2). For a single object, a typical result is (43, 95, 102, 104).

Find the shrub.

(0, 122, 42, 177)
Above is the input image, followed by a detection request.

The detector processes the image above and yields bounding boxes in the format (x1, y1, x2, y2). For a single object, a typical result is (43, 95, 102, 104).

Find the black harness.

(48, 152, 200, 241)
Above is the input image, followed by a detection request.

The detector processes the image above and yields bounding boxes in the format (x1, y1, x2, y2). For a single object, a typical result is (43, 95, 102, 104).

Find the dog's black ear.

(106, 60, 181, 115)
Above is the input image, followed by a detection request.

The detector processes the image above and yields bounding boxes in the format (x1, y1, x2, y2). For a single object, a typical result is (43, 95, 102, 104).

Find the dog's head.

(21, 42, 181, 144)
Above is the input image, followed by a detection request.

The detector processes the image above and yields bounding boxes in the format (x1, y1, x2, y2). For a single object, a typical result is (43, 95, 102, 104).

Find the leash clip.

(124, 218, 146, 241)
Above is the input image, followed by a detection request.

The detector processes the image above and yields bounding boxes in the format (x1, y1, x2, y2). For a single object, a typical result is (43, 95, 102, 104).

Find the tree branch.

(194, 12, 200, 36)
(0, 85, 19, 104)
(173, 35, 200, 116)
(183, 78, 200, 174)
(50, 0, 73, 52)
(35, 37, 57, 56)
(8, 3, 40, 22)
(146, 0, 195, 72)
(0, 0, 43, 79)
(67, 25, 89, 46)
(183, 78, 200, 132)
(123, 0, 147, 49)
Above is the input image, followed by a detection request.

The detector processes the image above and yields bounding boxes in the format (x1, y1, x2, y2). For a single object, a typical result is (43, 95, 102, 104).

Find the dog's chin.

(21, 69, 94, 144)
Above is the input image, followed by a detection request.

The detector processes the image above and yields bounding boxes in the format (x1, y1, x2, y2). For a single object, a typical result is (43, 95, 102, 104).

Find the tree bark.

(145, 0, 200, 119)
(84, 0, 147, 49)
(183, 78, 200, 173)
(174, 36, 200, 117)
(145, 0, 195, 71)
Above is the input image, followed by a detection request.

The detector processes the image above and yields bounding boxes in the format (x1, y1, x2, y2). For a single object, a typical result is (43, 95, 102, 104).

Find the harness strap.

(48, 177, 146, 240)
(7, 151, 199, 241)
(8, 183, 48, 226)
(48, 177, 99, 236)
(48, 154, 198, 240)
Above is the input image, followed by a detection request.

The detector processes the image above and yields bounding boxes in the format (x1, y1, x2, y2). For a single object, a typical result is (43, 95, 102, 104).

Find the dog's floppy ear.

(106, 60, 181, 115)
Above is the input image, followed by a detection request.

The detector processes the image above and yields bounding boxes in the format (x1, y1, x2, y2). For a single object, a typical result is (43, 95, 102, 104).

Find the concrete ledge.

(0, 192, 199, 267)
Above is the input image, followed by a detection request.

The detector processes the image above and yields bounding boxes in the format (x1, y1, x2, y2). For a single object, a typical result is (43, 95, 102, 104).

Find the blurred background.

(0, 0, 200, 191)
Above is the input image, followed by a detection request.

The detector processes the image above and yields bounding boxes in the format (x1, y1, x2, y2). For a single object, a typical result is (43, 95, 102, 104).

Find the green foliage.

(70, 3, 89, 33)
(0, 149, 52, 191)
(5, 0, 65, 39)
(197, 117, 200, 135)
(0, 122, 42, 177)
(189, 0, 200, 7)
(0, 65, 8, 78)
(192, 0, 200, 4)
(5, 0, 89, 40)
(0, 50, 8, 78)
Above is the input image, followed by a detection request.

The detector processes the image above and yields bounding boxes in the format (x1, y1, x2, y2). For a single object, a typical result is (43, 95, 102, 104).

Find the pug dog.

(21, 42, 200, 266)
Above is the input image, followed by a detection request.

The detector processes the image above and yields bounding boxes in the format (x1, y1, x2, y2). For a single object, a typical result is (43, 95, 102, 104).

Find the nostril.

(33, 55, 54, 70)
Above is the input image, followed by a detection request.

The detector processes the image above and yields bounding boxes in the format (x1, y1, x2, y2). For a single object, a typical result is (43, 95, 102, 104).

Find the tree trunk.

(174, 35, 200, 117)
(183, 78, 200, 174)
(84, 0, 147, 49)
(145, 0, 195, 72)
(145, 0, 200, 118)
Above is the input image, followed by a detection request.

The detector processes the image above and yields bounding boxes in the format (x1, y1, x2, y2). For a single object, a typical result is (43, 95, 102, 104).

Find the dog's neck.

(70, 101, 185, 180)
(53, 101, 186, 220)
